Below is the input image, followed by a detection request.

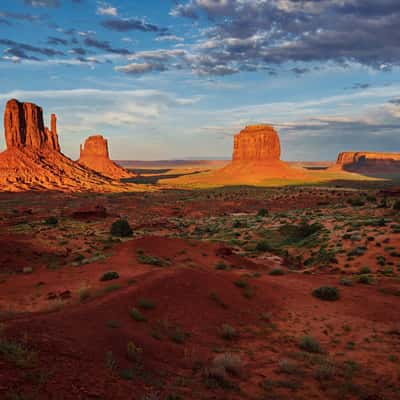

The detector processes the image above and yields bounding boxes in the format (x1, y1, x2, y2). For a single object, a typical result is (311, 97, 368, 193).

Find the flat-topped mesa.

(4, 99, 60, 152)
(78, 135, 131, 180)
(232, 125, 281, 162)
(215, 124, 304, 182)
(336, 151, 400, 171)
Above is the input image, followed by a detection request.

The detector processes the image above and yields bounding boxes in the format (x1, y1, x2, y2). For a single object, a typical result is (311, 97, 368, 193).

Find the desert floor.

(0, 168, 400, 400)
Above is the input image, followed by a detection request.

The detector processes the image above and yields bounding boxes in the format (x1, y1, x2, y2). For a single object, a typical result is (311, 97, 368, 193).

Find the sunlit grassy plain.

(159, 168, 395, 190)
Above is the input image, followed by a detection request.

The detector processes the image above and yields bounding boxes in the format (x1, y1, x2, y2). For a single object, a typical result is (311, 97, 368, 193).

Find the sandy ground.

(0, 183, 400, 400)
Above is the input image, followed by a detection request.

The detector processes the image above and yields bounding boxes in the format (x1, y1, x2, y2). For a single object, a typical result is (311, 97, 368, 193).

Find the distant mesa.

(0, 99, 131, 192)
(169, 124, 305, 186)
(336, 151, 400, 173)
(219, 124, 304, 181)
(78, 135, 132, 180)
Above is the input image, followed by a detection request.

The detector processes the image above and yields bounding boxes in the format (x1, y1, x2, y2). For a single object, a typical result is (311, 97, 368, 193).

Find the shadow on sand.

(122, 169, 206, 184)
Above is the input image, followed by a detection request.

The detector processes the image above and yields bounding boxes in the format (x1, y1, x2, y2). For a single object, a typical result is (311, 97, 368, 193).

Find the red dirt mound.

(78, 135, 132, 180)
(2, 256, 400, 399)
(0, 260, 277, 399)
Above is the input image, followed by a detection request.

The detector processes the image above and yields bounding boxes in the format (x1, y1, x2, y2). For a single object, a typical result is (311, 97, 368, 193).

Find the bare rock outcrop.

(232, 125, 281, 162)
(0, 99, 134, 192)
(4, 99, 59, 151)
(217, 124, 303, 182)
(78, 135, 132, 180)
(336, 151, 400, 173)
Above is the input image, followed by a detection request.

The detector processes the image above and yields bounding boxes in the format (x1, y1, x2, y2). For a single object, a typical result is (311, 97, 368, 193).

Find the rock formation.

(4, 99, 60, 151)
(78, 135, 132, 179)
(218, 124, 304, 182)
(0, 99, 134, 192)
(232, 125, 281, 162)
(336, 151, 400, 173)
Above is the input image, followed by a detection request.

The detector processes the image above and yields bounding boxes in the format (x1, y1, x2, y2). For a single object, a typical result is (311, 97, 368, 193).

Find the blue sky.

(1, 0, 400, 160)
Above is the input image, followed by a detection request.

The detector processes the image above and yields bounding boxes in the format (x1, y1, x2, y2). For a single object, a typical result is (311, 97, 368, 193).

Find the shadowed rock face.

(78, 135, 131, 180)
(336, 152, 400, 172)
(4, 99, 59, 151)
(233, 125, 281, 162)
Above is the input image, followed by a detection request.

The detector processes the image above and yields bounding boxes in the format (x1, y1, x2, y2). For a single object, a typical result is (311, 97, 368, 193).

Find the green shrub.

(279, 221, 322, 244)
(106, 320, 120, 328)
(358, 266, 371, 274)
(137, 252, 170, 267)
(130, 308, 147, 322)
(393, 200, 400, 210)
(105, 351, 117, 372)
(102, 284, 121, 294)
(137, 298, 156, 310)
(209, 292, 228, 309)
(120, 368, 134, 380)
(257, 208, 269, 217)
(312, 286, 340, 301)
(348, 198, 365, 207)
(339, 278, 353, 286)
(234, 279, 249, 289)
(299, 335, 322, 353)
(215, 262, 230, 270)
(376, 255, 386, 266)
(233, 220, 242, 228)
(314, 363, 336, 381)
(269, 268, 285, 276)
(0, 338, 36, 368)
(110, 219, 132, 237)
(219, 324, 238, 340)
(100, 271, 120, 281)
(256, 240, 272, 252)
(277, 358, 303, 375)
(44, 216, 58, 225)
(169, 326, 189, 344)
(126, 341, 142, 362)
(357, 275, 373, 285)
(212, 352, 242, 376)
(79, 288, 91, 302)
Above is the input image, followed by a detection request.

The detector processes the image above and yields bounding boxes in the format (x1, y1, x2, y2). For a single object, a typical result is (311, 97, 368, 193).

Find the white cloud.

(97, 2, 118, 17)
(115, 63, 156, 74)
(155, 35, 184, 42)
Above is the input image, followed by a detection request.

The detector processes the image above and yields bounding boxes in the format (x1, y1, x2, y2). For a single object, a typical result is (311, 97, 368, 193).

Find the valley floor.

(0, 184, 399, 399)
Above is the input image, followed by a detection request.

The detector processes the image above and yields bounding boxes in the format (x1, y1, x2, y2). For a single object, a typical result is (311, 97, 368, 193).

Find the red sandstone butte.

(0, 99, 131, 192)
(4, 99, 60, 151)
(219, 124, 303, 181)
(336, 151, 400, 173)
(233, 125, 281, 162)
(78, 135, 132, 180)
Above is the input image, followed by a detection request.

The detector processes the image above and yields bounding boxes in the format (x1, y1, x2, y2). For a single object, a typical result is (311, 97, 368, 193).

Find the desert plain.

(2, 1, 400, 398)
